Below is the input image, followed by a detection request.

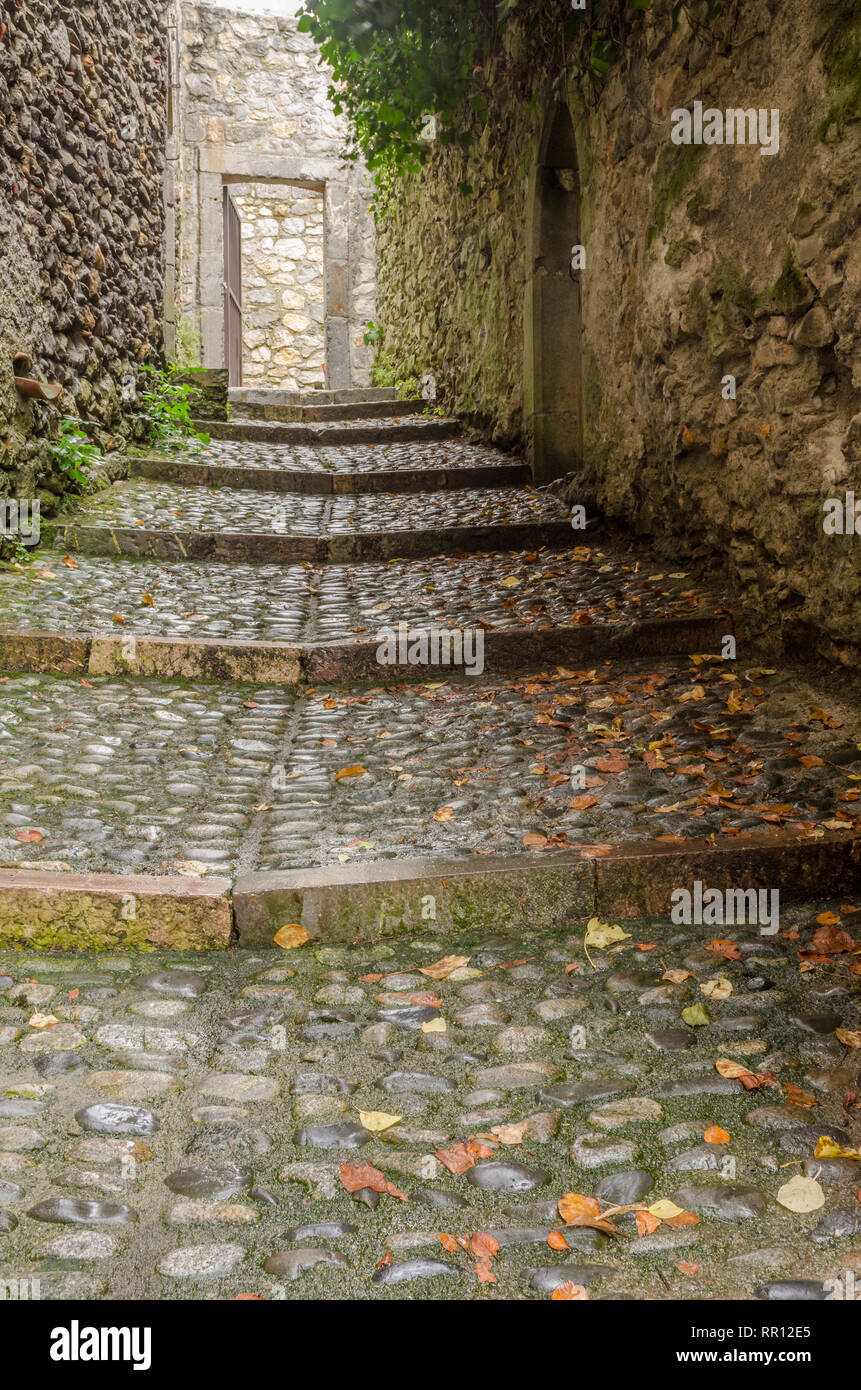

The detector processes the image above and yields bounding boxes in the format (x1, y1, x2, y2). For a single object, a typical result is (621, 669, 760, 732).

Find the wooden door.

(223, 190, 243, 387)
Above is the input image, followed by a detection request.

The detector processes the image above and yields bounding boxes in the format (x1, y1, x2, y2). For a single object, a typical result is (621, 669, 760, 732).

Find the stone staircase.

(0, 411, 859, 949)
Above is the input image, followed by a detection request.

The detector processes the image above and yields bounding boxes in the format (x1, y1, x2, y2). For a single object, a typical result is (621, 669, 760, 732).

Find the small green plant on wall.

(51, 416, 102, 491)
(138, 368, 210, 450)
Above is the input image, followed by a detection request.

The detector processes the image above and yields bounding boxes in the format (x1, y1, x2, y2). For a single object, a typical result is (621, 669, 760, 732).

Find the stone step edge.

(231, 400, 422, 423)
(0, 613, 733, 684)
(229, 387, 399, 406)
(2, 828, 857, 951)
(45, 519, 581, 564)
(0, 870, 232, 950)
(197, 418, 462, 445)
(237, 827, 861, 943)
(129, 455, 531, 494)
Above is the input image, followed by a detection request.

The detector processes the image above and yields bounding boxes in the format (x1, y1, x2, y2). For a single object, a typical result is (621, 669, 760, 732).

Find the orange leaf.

(339, 1163, 407, 1201)
(569, 794, 597, 810)
(677, 1261, 700, 1276)
(475, 1258, 498, 1284)
(703, 1125, 730, 1144)
(434, 1142, 477, 1175)
(636, 1209, 661, 1237)
(816, 911, 841, 926)
(547, 1230, 570, 1251)
(784, 1083, 819, 1109)
(705, 938, 741, 960)
(439, 1233, 460, 1253)
(334, 765, 368, 781)
(551, 1281, 589, 1300)
(558, 1193, 617, 1235)
(666, 1210, 701, 1227)
(812, 924, 856, 954)
(471, 1232, 500, 1261)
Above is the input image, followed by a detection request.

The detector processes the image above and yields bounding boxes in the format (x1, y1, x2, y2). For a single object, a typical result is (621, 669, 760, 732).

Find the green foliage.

(362, 320, 383, 346)
(370, 347, 420, 397)
(296, 2, 718, 199)
(138, 368, 210, 450)
(51, 417, 101, 492)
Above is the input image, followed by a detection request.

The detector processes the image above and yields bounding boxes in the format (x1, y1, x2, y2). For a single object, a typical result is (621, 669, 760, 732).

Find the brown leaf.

(784, 1083, 819, 1109)
(418, 954, 469, 980)
(547, 1230, 570, 1251)
(15, 829, 43, 843)
(812, 924, 856, 954)
(471, 1232, 500, 1260)
(836, 1028, 861, 1049)
(558, 1193, 616, 1235)
(705, 938, 741, 960)
(677, 1261, 700, 1276)
(339, 1163, 407, 1201)
(434, 1142, 477, 1175)
(665, 1210, 701, 1227)
(635, 1209, 661, 1237)
(334, 765, 368, 781)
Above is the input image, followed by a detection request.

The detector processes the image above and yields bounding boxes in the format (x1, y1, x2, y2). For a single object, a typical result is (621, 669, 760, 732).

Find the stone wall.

(376, 0, 861, 665)
(175, 2, 375, 389)
(232, 183, 326, 390)
(0, 1, 168, 525)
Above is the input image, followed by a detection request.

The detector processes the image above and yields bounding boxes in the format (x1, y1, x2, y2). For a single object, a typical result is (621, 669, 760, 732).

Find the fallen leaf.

(714, 1058, 778, 1090)
(273, 924, 310, 950)
(784, 1084, 819, 1109)
(28, 1012, 60, 1030)
(358, 1110, 401, 1133)
(418, 955, 470, 980)
(15, 829, 43, 843)
(677, 1261, 700, 1276)
(558, 1193, 616, 1235)
(547, 1230, 570, 1251)
(836, 1028, 861, 1049)
(334, 765, 368, 781)
(777, 1174, 825, 1213)
(421, 1016, 446, 1033)
(584, 917, 631, 949)
(705, 938, 741, 960)
(339, 1162, 407, 1201)
(814, 1136, 861, 1161)
(551, 1282, 589, 1300)
(435, 1143, 477, 1175)
(636, 1209, 661, 1237)
(434, 806, 455, 822)
(812, 924, 857, 953)
(703, 1126, 730, 1144)
(700, 977, 733, 1000)
(663, 968, 693, 984)
(648, 1200, 685, 1220)
(682, 1002, 711, 1027)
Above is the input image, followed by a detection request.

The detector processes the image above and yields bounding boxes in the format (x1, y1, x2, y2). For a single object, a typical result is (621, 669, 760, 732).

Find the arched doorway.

(524, 103, 583, 484)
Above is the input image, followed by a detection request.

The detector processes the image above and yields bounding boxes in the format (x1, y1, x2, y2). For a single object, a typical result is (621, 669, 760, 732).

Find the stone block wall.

(175, 2, 375, 390)
(232, 184, 326, 390)
(376, 0, 861, 665)
(0, 2, 168, 523)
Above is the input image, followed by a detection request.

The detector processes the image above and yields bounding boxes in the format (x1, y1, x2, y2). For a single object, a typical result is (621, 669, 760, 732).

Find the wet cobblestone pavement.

(181, 437, 521, 474)
(0, 657, 858, 875)
(0, 905, 858, 1300)
(54, 481, 570, 537)
(0, 544, 717, 643)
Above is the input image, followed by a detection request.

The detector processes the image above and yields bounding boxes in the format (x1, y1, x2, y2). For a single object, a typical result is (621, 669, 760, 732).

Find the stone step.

(48, 480, 578, 563)
(131, 453, 530, 494)
(197, 417, 461, 446)
(230, 399, 422, 423)
(0, 656, 857, 949)
(229, 386, 399, 407)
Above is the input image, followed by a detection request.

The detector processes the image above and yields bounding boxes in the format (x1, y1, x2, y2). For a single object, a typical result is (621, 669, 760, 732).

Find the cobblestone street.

(1, 903, 859, 1301)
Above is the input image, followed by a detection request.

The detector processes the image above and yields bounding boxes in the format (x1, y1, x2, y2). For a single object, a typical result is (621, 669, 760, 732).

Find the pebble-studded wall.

(0, 1, 167, 527)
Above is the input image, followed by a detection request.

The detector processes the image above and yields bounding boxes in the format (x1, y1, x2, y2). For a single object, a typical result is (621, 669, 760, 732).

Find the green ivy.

(51, 417, 102, 492)
(138, 368, 211, 450)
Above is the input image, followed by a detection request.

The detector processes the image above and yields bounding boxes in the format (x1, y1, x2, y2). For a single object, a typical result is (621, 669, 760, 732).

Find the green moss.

(756, 248, 808, 312)
(664, 236, 698, 267)
(816, 0, 861, 137)
(685, 180, 714, 224)
(646, 143, 708, 248)
(707, 265, 756, 314)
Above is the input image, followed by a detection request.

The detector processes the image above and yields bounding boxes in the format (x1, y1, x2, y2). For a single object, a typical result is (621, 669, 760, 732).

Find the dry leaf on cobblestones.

(812, 924, 857, 953)
(636, 1209, 661, 1237)
(777, 1175, 825, 1212)
(558, 1193, 617, 1235)
(700, 977, 733, 1000)
(421, 1017, 446, 1033)
(814, 1136, 861, 1160)
(703, 1126, 730, 1144)
(715, 1058, 778, 1090)
(584, 918, 631, 949)
(419, 955, 469, 980)
(547, 1230, 570, 1250)
(358, 1110, 401, 1133)
(334, 765, 368, 781)
(552, 1282, 589, 1300)
(835, 1028, 861, 1049)
(663, 967, 693, 984)
(677, 1262, 700, 1276)
(273, 924, 310, 950)
(705, 938, 741, 960)
(16, 829, 42, 843)
(784, 1084, 819, 1108)
(339, 1163, 407, 1201)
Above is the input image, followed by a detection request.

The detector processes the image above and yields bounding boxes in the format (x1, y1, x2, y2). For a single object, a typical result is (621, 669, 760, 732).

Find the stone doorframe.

(195, 148, 354, 390)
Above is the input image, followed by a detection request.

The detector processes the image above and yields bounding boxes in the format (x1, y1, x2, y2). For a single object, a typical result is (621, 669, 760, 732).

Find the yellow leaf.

(334, 765, 367, 781)
(28, 1012, 60, 1030)
(648, 1200, 684, 1220)
(433, 806, 455, 822)
(421, 1017, 446, 1033)
(814, 1136, 861, 1161)
(418, 955, 470, 980)
(776, 1175, 825, 1213)
(140, 594, 154, 606)
(358, 1110, 401, 1133)
(273, 924, 310, 950)
(500, 576, 521, 587)
(700, 976, 733, 1000)
(584, 917, 631, 949)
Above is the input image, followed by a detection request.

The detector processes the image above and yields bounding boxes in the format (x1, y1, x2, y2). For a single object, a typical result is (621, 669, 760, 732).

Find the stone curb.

(233, 830, 861, 945)
(46, 520, 578, 564)
(129, 455, 531, 494)
(197, 418, 463, 445)
(232, 399, 422, 423)
(0, 870, 233, 950)
(0, 613, 731, 684)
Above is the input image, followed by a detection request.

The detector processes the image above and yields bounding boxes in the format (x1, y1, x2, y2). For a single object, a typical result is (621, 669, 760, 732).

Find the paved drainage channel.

(0, 908, 858, 1300)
